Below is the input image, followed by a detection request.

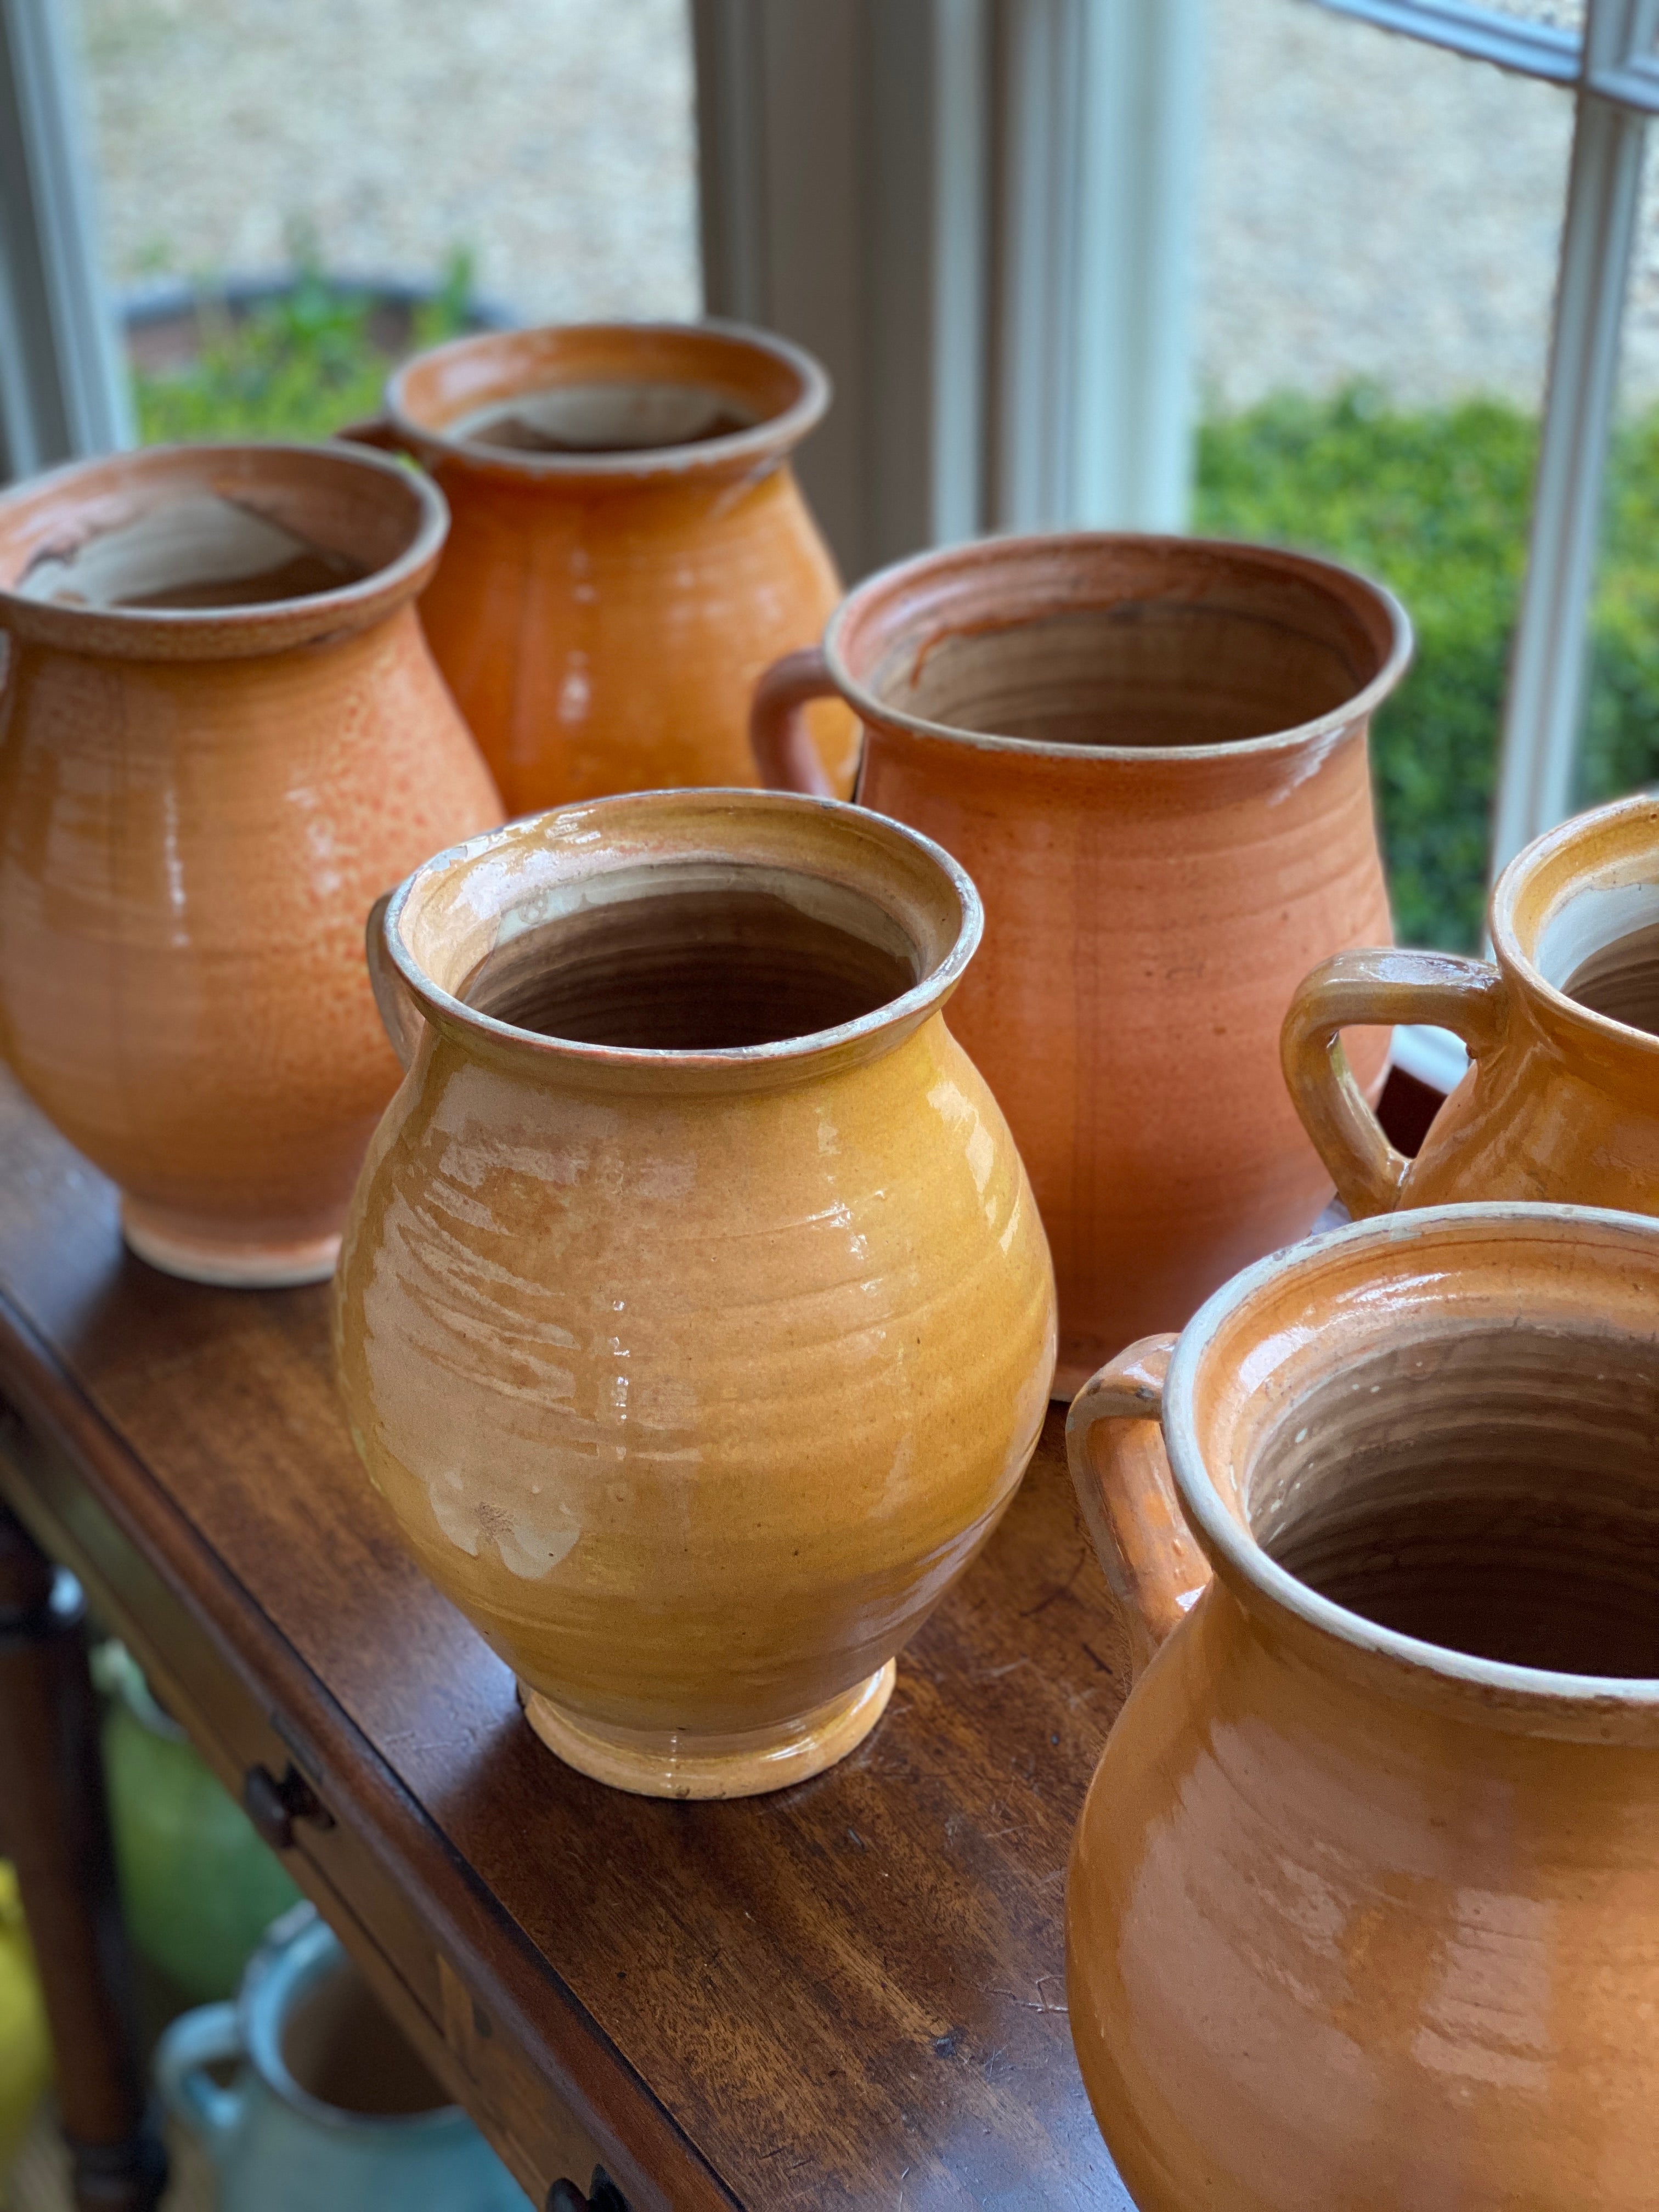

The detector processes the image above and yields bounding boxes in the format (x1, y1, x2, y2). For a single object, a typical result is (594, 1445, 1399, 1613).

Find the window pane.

(1577, 126, 1659, 821)
(1481, 0, 1584, 26)
(1196, 0, 1569, 949)
(77, 0, 699, 444)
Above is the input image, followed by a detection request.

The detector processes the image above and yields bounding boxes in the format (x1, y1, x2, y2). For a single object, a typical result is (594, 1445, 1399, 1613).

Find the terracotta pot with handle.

(344, 320, 856, 810)
(0, 442, 501, 1286)
(752, 533, 1409, 1395)
(332, 788, 1056, 1799)
(1065, 1200, 1659, 2210)
(1284, 791, 1659, 1220)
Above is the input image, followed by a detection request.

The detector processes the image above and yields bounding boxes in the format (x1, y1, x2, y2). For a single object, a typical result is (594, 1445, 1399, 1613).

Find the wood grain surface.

(0, 1069, 1139, 2210)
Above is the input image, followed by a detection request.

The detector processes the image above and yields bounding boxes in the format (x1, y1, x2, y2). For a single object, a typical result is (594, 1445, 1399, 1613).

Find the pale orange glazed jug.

(753, 534, 1409, 1395)
(1065, 1200, 1659, 2210)
(0, 442, 501, 1286)
(348, 321, 855, 810)
(1285, 790, 1659, 1220)
(332, 789, 1056, 1799)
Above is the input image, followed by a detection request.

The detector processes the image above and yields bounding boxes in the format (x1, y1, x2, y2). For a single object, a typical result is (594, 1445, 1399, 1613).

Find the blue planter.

(155, 1906, 528, 2212)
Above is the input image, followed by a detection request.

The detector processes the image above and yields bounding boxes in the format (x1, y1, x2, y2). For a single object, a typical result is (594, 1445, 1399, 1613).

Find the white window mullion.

(1488, 0, 1658, 881)
(0, 0, 131, 477)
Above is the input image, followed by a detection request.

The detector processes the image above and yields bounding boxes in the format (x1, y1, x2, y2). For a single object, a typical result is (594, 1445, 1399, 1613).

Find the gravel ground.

(77, 0, 701, 326)
(72, 0, 1659, 409)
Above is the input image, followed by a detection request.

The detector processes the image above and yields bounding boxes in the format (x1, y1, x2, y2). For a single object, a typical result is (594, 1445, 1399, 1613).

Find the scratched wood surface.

(0, 1070, 1141, 2210)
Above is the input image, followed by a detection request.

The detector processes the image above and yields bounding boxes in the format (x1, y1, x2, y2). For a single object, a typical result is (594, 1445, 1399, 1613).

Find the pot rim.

(380, 317, 831, 484)
(819, 530, 1414, 763)
(1161, 1200, 1659, 1713)
(1489, 790, 1659, 1059)
(0, 439, 449, 658)
(242, 1910, 470, 2138)
(382, 786, 983, 1084)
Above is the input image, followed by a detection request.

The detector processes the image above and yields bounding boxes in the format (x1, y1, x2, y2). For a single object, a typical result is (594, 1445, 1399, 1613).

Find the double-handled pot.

(156, 1906, 527, 2211)
(346, 320, 855, 810)
(1283, 791, 1659, 1219)
(753, 533, 1409, 1395)
(1065, 1201, 1659, 2209)
(332, 787, 1056, 1797)
(0, 441, 501, 1285)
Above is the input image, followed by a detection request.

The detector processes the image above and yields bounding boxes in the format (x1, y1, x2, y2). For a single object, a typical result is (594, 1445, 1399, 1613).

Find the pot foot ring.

(519, 1660, 898, 1799)
(121, 1200, 341, 1289)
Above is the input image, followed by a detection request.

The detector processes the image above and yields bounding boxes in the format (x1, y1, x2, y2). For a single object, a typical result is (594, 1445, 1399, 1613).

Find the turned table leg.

(0, 1505, 167, 2212)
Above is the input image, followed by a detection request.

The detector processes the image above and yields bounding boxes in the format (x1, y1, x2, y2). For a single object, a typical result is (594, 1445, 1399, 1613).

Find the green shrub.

(133, 250, 475, 447)
(1197, 387, 1659, 950)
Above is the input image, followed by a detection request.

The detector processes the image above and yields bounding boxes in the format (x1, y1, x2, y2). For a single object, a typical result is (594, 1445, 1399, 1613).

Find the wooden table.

(0, 1068, 1150, 2212)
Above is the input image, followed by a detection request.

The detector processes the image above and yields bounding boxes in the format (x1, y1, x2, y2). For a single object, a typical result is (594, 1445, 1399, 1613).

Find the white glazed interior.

(448, 380, 760, 453)
(18, 494, 362, 610)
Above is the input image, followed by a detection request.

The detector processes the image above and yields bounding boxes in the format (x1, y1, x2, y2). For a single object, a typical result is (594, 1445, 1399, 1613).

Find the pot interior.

(281, 1955, 450, 2118)
(18, 493, 368, 611)
(4, 449, 427, 616)
(844, 540, 1401, 751)
(394, 324, 811, 460)
(449, 383, 758, 456)
(461, 860, 921, 1050)
(1530, 868, 1659, 1040)
(1246, 1319, 1659, 1677)
(889, 605, 1367, 748)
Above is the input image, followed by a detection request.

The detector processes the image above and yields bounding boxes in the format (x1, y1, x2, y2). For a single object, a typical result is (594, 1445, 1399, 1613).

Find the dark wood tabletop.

(0, 1066, 1144, 2212)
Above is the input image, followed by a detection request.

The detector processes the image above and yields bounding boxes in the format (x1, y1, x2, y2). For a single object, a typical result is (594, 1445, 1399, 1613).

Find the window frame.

(1313, 0, 1659, 884)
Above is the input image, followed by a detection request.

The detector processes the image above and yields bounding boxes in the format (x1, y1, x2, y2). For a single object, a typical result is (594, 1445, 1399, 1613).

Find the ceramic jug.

(98, 1644, 300, 2002)
(1064, 1200, 1659, 2210)
(332, 788, 1056, 1798)
(346, 320, 855, 810)
(156, 1905, 527, 2211)
(0, 442, 501, 1286)
(752, 533, 1409, 1396)
(1285, 790, 1659, 1220)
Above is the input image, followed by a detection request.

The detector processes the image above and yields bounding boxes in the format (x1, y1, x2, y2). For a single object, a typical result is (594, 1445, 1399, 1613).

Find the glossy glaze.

(156, 1910, 525, 2212)
(1065, 1203, 1659, 2209)
(1285, 792, 1659, 1221)
(753, 534, 1408, 1395)
(0, 443, 502, 1286)
(355, 321, 856, 810)
(332, 789, 1057, 1798)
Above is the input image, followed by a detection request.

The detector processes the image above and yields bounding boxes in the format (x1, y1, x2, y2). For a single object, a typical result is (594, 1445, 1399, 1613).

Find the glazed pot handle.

(154, 2000, 245, 2150)
(749, 646, 840, 798)
(366, 891, 425, 1070)
(1065, 1335, 1210, 1680)
(1280, 948, 1511, 1220)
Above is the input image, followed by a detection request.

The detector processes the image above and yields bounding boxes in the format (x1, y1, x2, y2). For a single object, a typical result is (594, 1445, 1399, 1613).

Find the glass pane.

(1577, 127, 1659, 821)
(1196, 0, 1571, 950)
(1482, 0, 1584, 26)
(76, 0, 699, 444)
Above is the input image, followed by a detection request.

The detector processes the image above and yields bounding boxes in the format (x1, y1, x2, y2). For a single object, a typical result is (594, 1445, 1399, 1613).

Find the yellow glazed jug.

(1283, 792, 1659, 1219)
(332, 789, 1056, 1798)
(1066, 1201, 1659, 2209)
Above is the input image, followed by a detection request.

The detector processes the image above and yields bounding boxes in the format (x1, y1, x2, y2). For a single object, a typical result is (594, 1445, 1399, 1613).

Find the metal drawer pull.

(547, 2170, 630, 2211)
(241, 1762, 334, 1852)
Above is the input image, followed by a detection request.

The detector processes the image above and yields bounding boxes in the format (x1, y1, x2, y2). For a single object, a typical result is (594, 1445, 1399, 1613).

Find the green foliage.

(1197, 387, 1659, 950)
(132, 247, 476, 447)
(1195, 387, 1532, 950)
